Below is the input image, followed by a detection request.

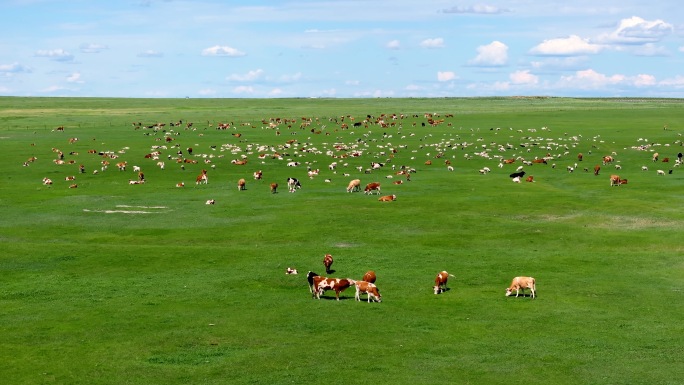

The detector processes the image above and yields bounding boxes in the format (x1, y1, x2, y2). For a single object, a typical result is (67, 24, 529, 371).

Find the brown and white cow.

(270, 182, 278, 194)
(346, 179, 361, 193)
(434, 271, 455, 294)
(610, 174, 621, 186)
(312, 275, 355, 300)
(602, 155, 614, 165)
(196, 169, 208, 185)
(237, 178, 246, 191)
(323, 254, 334, 274)
(355, 281, 382, 303)
(362, 270, 376, 284)
(253, 170, 263, 180)
(378, 194, 396, 202)
(364, 182, 381, 195)
(505, 276, 536, 298)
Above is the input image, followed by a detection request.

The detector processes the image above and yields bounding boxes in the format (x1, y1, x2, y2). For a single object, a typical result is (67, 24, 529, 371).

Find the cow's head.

(433, 286, 443, 295)
(505, 288, 513, 297)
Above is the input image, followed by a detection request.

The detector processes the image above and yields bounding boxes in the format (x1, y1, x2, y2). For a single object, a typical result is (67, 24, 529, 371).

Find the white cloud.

(634, 74, 656, 86)
(420, 38, 445, 49)
(0, 62, 31, 74)
(268, 88, 284, 96)
(437, 71, 457, 82)
(529, 35, 602, 56)
(633, 43, 669, 56)
(386, 40, 401, 50)
(227, 69, 264, 82)
(66, 72, 83, 83)
(598, 16, 673, 45)
(233, 85, 254, 94)
(510, 70, 538, 85)
(469, 41, 508, 66)
(279, 72, 302, 82)
(202, 45, 246, 57)
(659, 75, 684, 88)
(80, 43, 108, 53)
(35, 49, 74, 62)
(440, 5, 510, 14)
(559, 69, 625, 88)
(137, 50, 163, 58)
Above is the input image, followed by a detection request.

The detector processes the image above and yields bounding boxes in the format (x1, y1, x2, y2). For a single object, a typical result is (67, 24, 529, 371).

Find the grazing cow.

(364, 182, 381, 195)
(602, 155, 614, 165)
(577, 153, 583, 161)
(286, 267, 298, 275)
(196, 169, 208, 185)
(652, 152, 659, 162)
(505, 276, 536, 299)
(206, 199, 215, 205)
(641, 166, 649, 171)
(253, 170, 263, 180)
(378, 194, 396, 202)
(657, 169, 665, 176)
(323, 254, 334, 274)
(503, 158, 515, 164)
(355, 281, 382, 303)
(610, 174, 621, 186)
(662, 157, 669, 163)
(314, 277, 355, 300)
(346, 179, 361, 193)
(509, 171, 525, 179)
(362, 270, 377, 284)
(433, 271, 455, 294)
(287, 177, 301, 192)
(270, 182, 278, 193)
(237, 178, 246, 190)
(116, 161, 127, 171)
(594, 165, 600, 175)
(532, 158, 547, 164)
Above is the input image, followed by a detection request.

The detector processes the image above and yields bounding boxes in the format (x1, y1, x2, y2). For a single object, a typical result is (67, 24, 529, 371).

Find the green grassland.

(1, 97, 683, 385)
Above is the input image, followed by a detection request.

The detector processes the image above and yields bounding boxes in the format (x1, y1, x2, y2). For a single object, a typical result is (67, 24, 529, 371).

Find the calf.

(433, 271, 455, 294)
(364, 182, 381, 195)
(355, 281, 382, 303)
(378, 194, 396, 202)
(285, 267, 298, 275)
(610, 174, 621, 186)
(323, 254, 334, 274)
(505, 276, 536, 299)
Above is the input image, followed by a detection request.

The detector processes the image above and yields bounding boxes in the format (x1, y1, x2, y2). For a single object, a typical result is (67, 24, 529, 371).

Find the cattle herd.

(289, 254, 536, 302)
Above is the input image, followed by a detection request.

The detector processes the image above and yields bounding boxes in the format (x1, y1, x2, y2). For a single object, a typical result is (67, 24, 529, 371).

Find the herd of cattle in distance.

(32, 110, 684, 203)
(285, 254, 537, 302)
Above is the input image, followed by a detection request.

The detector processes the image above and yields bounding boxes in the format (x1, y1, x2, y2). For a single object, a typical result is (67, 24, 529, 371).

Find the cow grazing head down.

(355, 281, 382, 303)
(287, 177, 301, 192)
(433, 271, 455, 294)
(323, 254, 334, 274)
(506, 276, 536, 299)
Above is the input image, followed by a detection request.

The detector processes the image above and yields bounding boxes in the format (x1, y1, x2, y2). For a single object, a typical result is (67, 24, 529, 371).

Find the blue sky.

(1, 0, 683, 98)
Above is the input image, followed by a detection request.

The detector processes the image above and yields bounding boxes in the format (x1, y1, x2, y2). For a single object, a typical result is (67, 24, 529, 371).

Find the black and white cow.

(287, 177, 302, 192)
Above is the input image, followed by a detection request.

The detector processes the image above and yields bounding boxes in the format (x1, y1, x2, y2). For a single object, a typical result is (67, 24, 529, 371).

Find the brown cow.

(577, 153, 583, 161)
(196, 169, 208, 185)
(323, 254, 334, 274)
(346, 179, 361, 193)
(364, 182, 381, 195)
(362, 271, 376, 284)
(525, 176, 535, 182)
(354, 281, 381, 303)
(270, 182, 278, 193)
(237, 178, 246, 191)
(434, 271, 455, 294)
(602, 155, 614, 165)
(505, 276, 536, 299)
(594, 165, 600, 175)
(378, 194, 396, 202)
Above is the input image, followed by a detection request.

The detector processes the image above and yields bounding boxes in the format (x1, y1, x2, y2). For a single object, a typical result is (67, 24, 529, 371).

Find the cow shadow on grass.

(316, 295, 353, 301)
(325, 269, 336, 274)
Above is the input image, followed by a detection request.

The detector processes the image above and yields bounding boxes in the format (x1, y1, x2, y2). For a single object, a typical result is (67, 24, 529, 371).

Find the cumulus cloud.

(529, 35, 602, 56)
(386, 40, 401, 50)
(0, 62, 32, 75)
(35, 49, 74, 62)
(509, 70, 538, 85)
(137, 50, 163, 58)
(80, 43, 108, 53)
(634, 74, 656, 86)
(202, 45, 246, 57)
(469, 41, 508, 66)
(559, 69, 625, 88)
(437, 71, 457, 82)
(632, 43, 669, 56)
(227, 69, 264, 82)
(659, 75, 684, 88)
(420, 38, 445, 49)
(440, 4, 510, 14)
(598, 16, 673, 45)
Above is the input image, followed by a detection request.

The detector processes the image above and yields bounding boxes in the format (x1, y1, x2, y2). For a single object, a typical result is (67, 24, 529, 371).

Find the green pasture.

(1, 97, 682, 385)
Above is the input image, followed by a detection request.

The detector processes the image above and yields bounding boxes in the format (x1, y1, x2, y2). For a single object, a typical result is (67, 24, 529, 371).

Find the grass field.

(1, 97, 683, 385)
